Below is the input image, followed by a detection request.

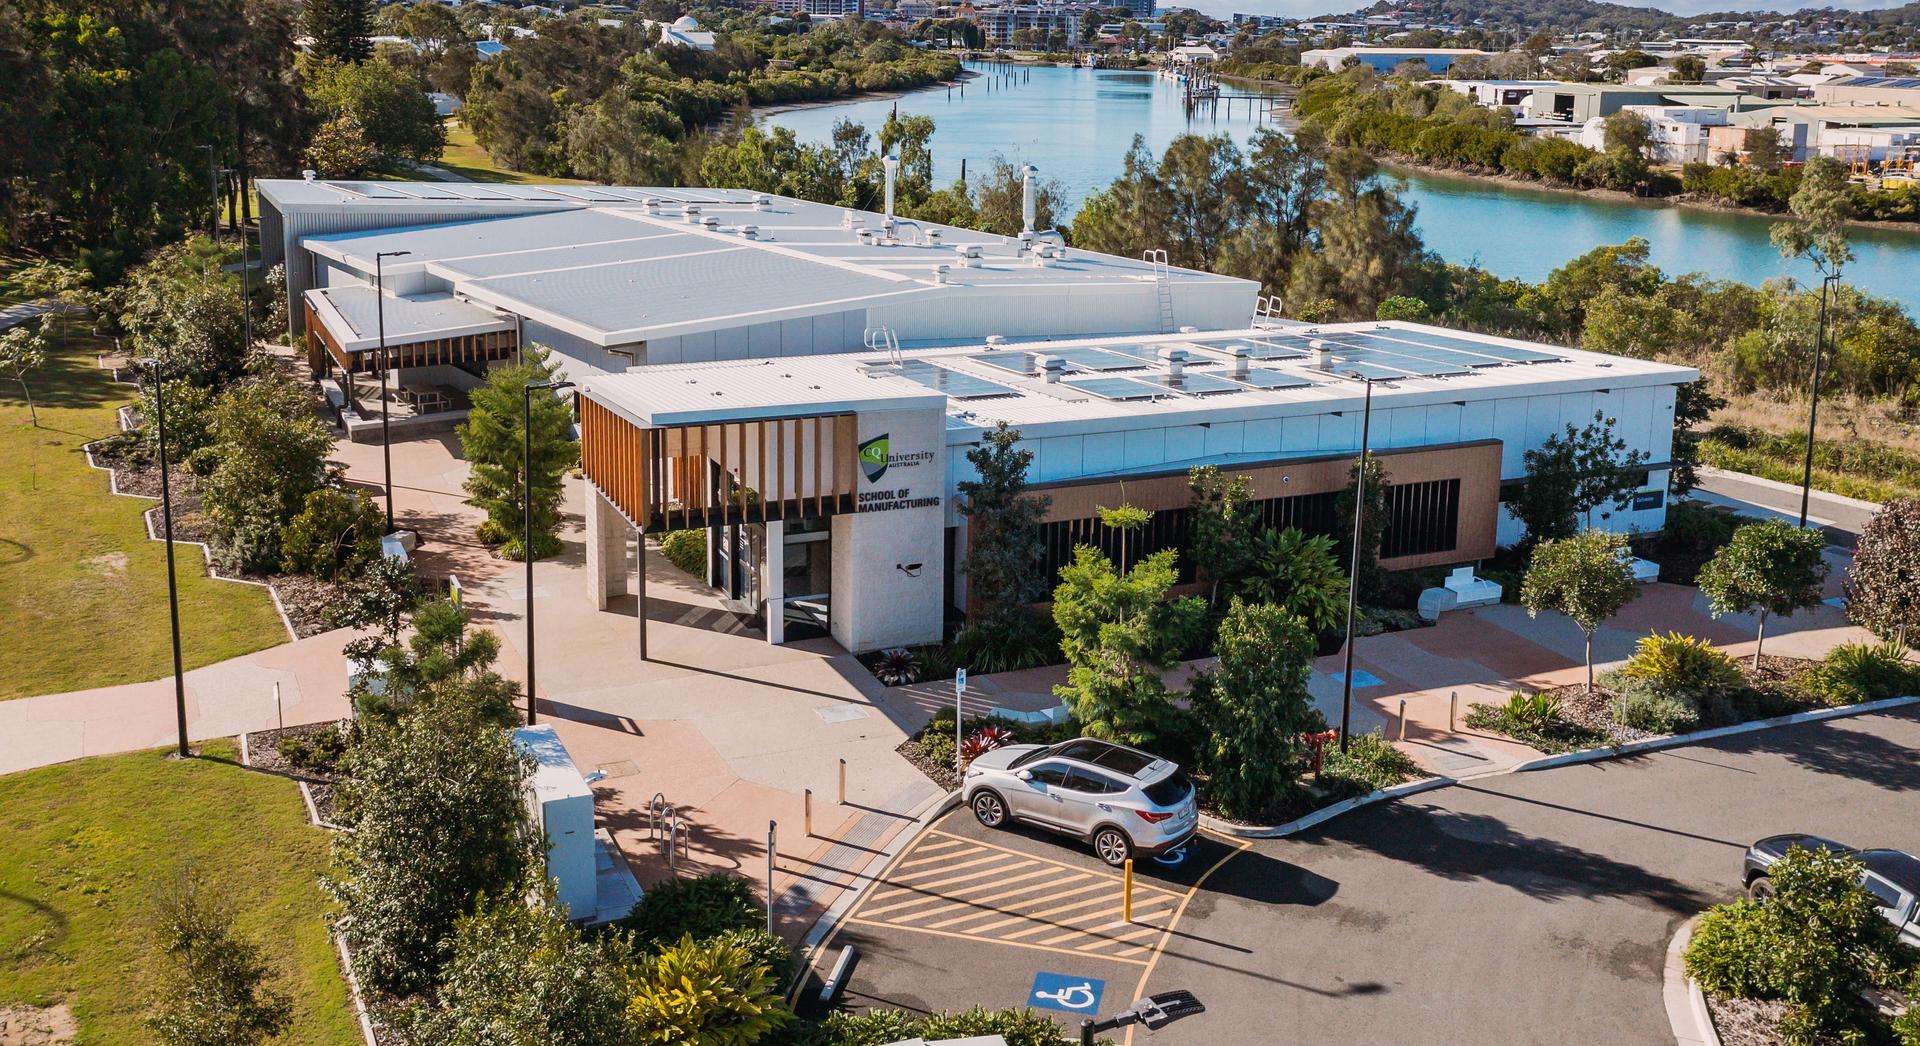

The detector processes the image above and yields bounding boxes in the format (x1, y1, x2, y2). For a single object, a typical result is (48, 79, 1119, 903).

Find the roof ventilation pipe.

(1160, 347, 1188, 381)
(754, 195, 772, 211)
(739, 225, 760, 239)
(956, 244, 983, 268)
(985, 334, 1006, 346)
(1310, 338, 1335, 369)
(1230, 344, 1251, 381)
(1037, 355, 1066, 383)
(684, 206, 703, 224)
(1021, 164, 1039, 236)
(881, 155, 899, 237)
(934, 264, 951, 284)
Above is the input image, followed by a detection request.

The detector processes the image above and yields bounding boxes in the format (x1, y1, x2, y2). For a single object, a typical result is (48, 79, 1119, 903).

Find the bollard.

(273, 681, 284, 733)
(838, 758, 847, 805)
(1449, 691, 1458, 732)
(805, 788, 813, 837)
(766, 820, 777, 936)
(1122, 858, 1134, 923)
(1397, 699, 1408, 741)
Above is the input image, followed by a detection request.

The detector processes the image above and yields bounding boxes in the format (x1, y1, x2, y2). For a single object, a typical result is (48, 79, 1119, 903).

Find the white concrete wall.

(830, 406, 947, 652)
(648, 308, 868, 364)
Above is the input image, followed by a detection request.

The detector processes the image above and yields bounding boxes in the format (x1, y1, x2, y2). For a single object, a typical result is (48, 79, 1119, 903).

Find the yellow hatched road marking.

(885, 851, 1020, 886)
(1032, 902, 1177, 949)
(1065, 921, 1166, 951)
(864, 863, 1075, 916)
(885, 837, 969, 865)
(888, 848, 1008, 883)
(845, 916, 1152, 967)
(998, 891, 1171, 941)
(914, 871, 1101, 929)
(922, 830, 1185, 898)
(863, 857, 1040, 908)
(955, 879, 1122, 935)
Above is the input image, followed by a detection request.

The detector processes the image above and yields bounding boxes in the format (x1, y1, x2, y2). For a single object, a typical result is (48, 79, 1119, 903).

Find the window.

(1065, 768, 1124, 794)
(1142, 773, 1192, 807)
(1027, 762, 1071, 787)
(1381, 478, 1461, 559)
(1863, 875, 1907, 912)
(1052, 739, 1114, 764)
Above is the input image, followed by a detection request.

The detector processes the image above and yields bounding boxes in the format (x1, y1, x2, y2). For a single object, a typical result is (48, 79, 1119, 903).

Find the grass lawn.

(434, 121, 590, 185)
(0, 738, 359, 1043)
(0, 319, 288, 701)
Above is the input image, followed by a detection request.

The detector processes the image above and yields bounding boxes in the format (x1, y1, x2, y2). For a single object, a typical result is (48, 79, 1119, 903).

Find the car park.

(1743, 833, 1920, 945)
(962, 737, 1197, 866)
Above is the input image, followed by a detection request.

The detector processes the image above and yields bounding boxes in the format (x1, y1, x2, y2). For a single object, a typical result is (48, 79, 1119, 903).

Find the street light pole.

(1338, 377, 1375, 755)
(145, 360, 191, 758)
(200, 145, 219, 237)
(1797, 271, 1839, 527)
(374, 250, 412, 534)
(522, 378, 574, 725)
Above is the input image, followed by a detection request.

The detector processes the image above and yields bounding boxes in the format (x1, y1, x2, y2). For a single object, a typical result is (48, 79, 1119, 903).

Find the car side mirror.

(1015, 769, 1033, 782)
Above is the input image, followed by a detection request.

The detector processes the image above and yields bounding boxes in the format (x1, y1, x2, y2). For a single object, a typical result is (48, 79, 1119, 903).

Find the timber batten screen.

(578, 395, 858, 532)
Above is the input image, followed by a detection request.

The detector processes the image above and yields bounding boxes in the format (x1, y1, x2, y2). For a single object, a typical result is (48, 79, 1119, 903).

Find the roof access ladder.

(1143, 249, 1174, 331)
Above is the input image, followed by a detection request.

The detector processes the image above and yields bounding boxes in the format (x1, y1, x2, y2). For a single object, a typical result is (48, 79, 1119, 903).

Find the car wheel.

(1093, 827, 1134, 867)
(972, 790, 1008, 829)
(1747, 875, 1773, 901)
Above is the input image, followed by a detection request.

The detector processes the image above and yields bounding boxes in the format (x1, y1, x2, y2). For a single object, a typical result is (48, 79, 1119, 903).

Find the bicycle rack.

(646, 792, 669, 841)
(663, 809, 690, 872)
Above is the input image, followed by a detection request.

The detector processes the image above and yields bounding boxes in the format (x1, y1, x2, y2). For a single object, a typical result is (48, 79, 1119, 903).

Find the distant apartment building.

(1300, 46, 1489, 74)
(768, 0, 864, 16)
(966, 3, 1084, 44)
(894, 0, 937, 19)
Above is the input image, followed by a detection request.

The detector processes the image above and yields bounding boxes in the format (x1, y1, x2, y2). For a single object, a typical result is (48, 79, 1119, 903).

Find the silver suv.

(963, 737, 1198, 867)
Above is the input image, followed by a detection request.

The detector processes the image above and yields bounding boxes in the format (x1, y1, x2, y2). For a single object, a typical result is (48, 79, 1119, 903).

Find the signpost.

(955, 667, 967, 774)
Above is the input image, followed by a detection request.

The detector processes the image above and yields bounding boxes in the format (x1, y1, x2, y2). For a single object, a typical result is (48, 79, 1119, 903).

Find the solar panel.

(1321, 334, 1499, 370)
(1140, 372, 1243, 396)
(1326, 347, 1470, 377)
(1367, 328, 1561, 364)
(868, 360, 1017, 400)
(1242, 337, 1312, 360)
(1231, 368, 1315, 390)
(334, 181, 410, 199)
(972, 350, 1046, 375)
(1065, 377, 1168, 401)
(442, 184, 512, 201)
(390, 184, 462, 200)
(1329, 361, 1412, 382)
(1106, 346, 1219, 367)
(1049, 347, 1148, 371)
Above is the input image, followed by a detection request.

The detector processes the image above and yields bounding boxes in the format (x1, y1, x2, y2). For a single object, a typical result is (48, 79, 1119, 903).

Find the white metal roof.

(582, 321, 1699, 438)
(271, 181, 1253, 347)
(303, 286, 512, 354)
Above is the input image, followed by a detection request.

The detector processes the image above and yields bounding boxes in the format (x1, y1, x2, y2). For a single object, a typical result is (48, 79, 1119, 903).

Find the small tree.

(1335, 453, 1390, 603)
(1051, 547, 1206, 749)
(363, 599, 522, 728)
(391, 887, 633, 1046)
(1520, 529, 1641, 692)
(1096, 502, 1152, 572)
(280, 487, 385, 581)
(0, 323, 48, 426)
(460, 349, 578, 561)
(146, 874, 293, 1045)
(1698, 518, 1829, 667)
(201, 376, 335, 573)
(1669, 379, 1725, 496)
(327, 700, 535, 999)
(1238, 527, 1349, 635)
(956, 421, 1050, 642)
(1513, 412, 1650, 543)
(1189, 600, 1320, 819)
(329, 555, 422, 662)
(1845, 497, 1920, 642)
(1187, 465, 1255, 608)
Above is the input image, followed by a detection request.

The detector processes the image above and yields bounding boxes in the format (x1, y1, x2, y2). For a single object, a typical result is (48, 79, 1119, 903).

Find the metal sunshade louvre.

(1232, 367, 1316, 390)
(865, 360, 1018, 400)
(1366, 328, 1562, 364)
(1140, 372, 1244, 396)
(1064, 376, 1170, 401)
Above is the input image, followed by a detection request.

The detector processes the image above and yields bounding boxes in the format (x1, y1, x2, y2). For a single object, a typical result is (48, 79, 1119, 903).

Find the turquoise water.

(764, 62, 1920, 311)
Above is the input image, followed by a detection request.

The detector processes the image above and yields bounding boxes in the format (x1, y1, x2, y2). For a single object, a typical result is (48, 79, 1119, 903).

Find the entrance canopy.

(303, 285, 517, 376)
(577, 358, 943, 533)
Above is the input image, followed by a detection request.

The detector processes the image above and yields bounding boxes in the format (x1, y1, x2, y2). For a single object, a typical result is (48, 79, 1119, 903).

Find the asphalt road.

(808, 708, 1920, 1045)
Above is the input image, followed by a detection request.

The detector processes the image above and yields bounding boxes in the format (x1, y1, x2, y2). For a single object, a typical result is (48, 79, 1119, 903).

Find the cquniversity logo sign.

(858, 434, 890, 483)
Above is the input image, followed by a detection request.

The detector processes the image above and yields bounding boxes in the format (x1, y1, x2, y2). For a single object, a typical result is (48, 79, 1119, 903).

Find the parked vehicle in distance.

(1743, 834, 1920, 946)
(963, 737, 1197, 867)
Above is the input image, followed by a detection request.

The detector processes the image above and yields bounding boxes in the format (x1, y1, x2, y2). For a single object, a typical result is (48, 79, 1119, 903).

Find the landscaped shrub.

(707, 927, 797, 988)
(1794, 641, 1920, 707)
(951, 610, 1061, 674)
(870, 647, 920, 687)
(1609, 684, 1700, 734)
(1320, 732, 1418, 794)
(800, 1006, 1077, 1045)
(275, 725, 347, 776)
(1685, 845, 1912, 1043)
(960, 725, 1015, 763)
(279, 487, 385, 581)
(658, 529, 705, 576)
(1618, 632, 1743, 695)
(620, 873, 762, 949)
(1466, 692, 1609, 753)
(917, 727, 956, 769)
(200, 376, 333, 574)
(1846, 498, 1920, 642)
(625, 932, 792, 1044)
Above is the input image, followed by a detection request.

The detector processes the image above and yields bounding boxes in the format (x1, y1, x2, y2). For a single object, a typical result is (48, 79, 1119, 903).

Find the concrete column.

(763, 520, 785, 645)
(585, 485, 628, 609)
(829, 407, 947, 653)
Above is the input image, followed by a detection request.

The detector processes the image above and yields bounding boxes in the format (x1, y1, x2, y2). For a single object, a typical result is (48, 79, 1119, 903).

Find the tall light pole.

(143, 359, 191, 758)
(522, 378, 574, 725)
(374, 250, 411, 533)
(1338, 377, 1375, 754)
(200, 145, 220, 237)
(1798, 271, 1840, 527)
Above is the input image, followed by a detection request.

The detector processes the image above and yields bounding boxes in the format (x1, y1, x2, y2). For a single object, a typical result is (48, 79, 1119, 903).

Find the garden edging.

(1505, 695, 1920, 774)
(1663, 915, 1721, 1046)
(1198, 776, 1456, 839)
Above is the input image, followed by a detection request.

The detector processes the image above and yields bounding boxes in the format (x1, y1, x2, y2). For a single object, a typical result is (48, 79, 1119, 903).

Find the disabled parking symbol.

(1029, 971, 1104, 1014)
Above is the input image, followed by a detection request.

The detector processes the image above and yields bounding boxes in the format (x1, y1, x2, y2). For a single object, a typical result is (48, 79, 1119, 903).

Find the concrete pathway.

(1696, 466, 1881, 545)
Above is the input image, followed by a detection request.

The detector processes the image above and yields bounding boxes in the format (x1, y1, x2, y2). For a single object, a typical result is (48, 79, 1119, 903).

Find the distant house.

(1731, 101, 1920, 161)
(428, 91, 462, 117)
(1435, 79, 1560, 114)
(1167, 44, 1217, 68)
(1299, 46, 1489, 74)
(1519, 82, 1751, 124)
(658, 15, 717, 50)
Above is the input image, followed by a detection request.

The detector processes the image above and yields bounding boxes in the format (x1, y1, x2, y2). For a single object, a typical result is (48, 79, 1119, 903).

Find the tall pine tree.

(302, 0, 374, 64)
(458, 348, 578, 561)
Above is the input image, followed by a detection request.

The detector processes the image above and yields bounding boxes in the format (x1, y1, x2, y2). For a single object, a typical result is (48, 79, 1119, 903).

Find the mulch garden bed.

(897, 737, 960, 791)
(247, 721, 351, 826)
(91, 441, 350, 639)
(1705, 995, 1795, 1046)
(1494, 653, 1825, 753)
